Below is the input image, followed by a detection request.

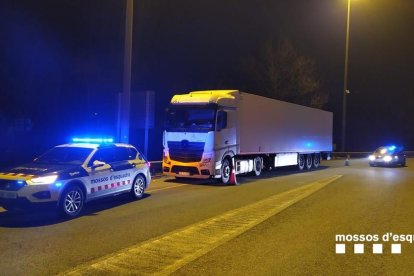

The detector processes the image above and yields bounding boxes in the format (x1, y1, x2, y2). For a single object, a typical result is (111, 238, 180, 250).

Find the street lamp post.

(117, 0, 134, 143)
(341, 0, 351, 152)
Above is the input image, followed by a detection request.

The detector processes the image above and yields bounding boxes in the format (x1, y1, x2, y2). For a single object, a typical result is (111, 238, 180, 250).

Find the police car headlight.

(368, 155, 375, 161)
(30, 175, 58, 185)
(383, 156, 392, 162)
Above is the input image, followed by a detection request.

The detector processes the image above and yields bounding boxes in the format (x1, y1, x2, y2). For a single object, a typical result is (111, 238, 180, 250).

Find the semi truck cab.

(163, 91, 237, 182)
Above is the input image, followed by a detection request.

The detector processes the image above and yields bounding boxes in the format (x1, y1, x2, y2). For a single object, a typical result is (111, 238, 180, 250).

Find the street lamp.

(117, 0, 134, 143)
(341, 0, 351, 152)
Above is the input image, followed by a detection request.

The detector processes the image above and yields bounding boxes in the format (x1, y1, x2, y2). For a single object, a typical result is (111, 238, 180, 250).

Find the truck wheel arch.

(220, 150, 236, 164)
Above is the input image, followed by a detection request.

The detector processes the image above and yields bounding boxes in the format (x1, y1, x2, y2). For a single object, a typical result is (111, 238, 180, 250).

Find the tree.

(243, 39, 327, 109)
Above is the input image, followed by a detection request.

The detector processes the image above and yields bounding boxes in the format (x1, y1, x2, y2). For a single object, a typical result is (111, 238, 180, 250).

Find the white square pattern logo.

(392, 244, 401, 254)
(373, 244, 383, 254)
(354, 244, 364, 254)
(336, 244, 346, 254)
(335, 244, 401, 254)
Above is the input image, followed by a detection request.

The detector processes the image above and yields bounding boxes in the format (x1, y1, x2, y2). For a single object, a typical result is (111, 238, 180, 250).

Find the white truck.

(162, 90, 332, 184)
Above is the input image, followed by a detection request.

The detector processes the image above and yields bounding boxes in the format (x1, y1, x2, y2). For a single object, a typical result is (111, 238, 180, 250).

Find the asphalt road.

(1, 158, 414, 275)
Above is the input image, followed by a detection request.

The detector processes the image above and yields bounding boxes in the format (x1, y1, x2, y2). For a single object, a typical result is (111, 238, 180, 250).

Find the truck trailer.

(162, 90, 332, 184)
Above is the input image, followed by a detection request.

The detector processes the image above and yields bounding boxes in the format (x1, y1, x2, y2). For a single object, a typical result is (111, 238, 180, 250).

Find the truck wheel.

(131, 175, 146, 199)
(297, 154, 305, 170)
(305, 155, 313, 170)
(313, 154, 320, 169)
(253, 157, 262, 176)
(58, 185, 84, 218)
(220, 158, 231, 184)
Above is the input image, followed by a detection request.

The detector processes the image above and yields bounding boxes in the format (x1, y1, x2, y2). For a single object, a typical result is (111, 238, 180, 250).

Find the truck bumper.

(162, 161, 214, 179)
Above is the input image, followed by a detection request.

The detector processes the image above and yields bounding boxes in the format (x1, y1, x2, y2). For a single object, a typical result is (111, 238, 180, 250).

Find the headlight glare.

(383, 156, 392, 162)
(30, 175, 58, 185)
(368, 155, 375, 161)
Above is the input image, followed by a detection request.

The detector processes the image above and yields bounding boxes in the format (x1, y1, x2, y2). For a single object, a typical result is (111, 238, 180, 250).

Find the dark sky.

(1, 0, 414, 160)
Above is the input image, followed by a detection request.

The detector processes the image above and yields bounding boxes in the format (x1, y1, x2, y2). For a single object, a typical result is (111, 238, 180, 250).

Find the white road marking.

(147, 184, 187, 193)
(62, 175, 342, 275)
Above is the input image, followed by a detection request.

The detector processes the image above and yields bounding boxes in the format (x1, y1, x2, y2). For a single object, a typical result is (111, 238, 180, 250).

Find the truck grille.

(168, 141, 204, 163)
(171, 166, 199, 175)
(0, 179, 26, 191)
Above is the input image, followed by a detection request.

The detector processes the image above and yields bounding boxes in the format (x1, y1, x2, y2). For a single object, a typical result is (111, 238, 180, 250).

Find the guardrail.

(149, 151, 414, 176)
(148, 161, 163, 177)
(332, 151, 414, 158)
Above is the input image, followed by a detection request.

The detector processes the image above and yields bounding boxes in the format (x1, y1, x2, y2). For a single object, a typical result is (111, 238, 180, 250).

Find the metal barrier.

(149, 151, 414, 177)
(333, 151, 414, 159)
(149, 161, 163, 177)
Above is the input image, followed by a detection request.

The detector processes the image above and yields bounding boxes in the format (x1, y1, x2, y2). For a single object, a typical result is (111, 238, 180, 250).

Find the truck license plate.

(178, 172, 190, 176)
(0, 191, 17, 199)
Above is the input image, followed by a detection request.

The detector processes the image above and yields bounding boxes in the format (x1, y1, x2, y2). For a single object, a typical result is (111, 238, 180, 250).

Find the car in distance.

(368, 145, 406, 167)
(0, 140, 151, 218)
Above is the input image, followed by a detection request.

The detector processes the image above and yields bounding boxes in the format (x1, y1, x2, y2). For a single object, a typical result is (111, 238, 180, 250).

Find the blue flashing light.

(72, 137, 114, 144)
(17, 180, 24, 185)
(55, 182, 63, 188)
(388, 145, 396, 151)
(305, 142, 313, 148)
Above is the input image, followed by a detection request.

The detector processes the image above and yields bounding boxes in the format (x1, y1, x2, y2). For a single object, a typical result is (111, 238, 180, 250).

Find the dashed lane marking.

(62, 175, 342, 275)
(147, 184, 187, 193)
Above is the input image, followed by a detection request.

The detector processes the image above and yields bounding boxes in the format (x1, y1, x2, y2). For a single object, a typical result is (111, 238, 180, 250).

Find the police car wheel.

(59, 186, 84, 218)
(131, 175, 146, 199)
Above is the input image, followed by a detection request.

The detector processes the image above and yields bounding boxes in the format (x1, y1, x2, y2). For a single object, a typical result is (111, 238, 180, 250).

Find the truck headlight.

(30, 175, 58, 185)
(368, 155, 375, 161)
(383, 156, 392, 162)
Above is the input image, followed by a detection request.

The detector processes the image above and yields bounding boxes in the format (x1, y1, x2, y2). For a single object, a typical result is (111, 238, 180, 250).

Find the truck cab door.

(215, 109, 237, 157)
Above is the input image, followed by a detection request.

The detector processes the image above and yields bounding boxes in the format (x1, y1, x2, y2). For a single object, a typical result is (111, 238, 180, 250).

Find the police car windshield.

(34, 147, 93, 165)
(165, 105, 216, 132)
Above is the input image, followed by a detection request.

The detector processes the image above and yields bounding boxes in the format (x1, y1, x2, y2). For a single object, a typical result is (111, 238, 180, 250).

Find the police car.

(0, 139, 151, 218)
(368, 145, 406, 167)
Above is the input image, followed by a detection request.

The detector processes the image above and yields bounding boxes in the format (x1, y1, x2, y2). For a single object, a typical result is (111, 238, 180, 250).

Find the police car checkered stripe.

(90, 180, 131, 193)
(0, 172, 35, 179)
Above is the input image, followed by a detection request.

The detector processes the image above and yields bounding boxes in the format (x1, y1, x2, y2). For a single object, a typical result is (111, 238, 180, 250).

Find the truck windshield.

(165, 106, 216, 132)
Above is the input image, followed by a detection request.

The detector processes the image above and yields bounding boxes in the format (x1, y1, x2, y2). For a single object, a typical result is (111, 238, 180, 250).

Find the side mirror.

(216, 110, 227, 132)
(92, 160, 106, 169)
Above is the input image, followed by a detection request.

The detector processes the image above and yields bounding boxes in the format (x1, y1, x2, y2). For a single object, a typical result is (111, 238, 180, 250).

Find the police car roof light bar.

(72, 137, 114, 144)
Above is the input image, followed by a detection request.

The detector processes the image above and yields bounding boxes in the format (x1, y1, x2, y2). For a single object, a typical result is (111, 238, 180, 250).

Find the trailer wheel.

(313, 154, 320, 169)
(297, 154, 305, 170)
(220, 158, 231, 184)
(253, 157, 262, 176)
(305, 154, 313, 170)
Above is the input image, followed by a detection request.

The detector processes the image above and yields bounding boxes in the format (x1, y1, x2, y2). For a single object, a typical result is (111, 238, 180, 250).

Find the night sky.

(1, 0, 413, 163)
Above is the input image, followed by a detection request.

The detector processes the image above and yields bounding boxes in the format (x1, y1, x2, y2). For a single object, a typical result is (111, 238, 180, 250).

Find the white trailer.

(162, 90, 332, 184)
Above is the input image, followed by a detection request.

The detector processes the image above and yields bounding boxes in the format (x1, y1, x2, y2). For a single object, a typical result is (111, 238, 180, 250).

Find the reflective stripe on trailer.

(90, 180, 131, 193)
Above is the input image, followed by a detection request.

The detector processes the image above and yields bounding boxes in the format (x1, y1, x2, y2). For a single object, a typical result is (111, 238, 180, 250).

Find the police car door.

(86, 147, 118, 199)
(106, 147, 136, 193)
